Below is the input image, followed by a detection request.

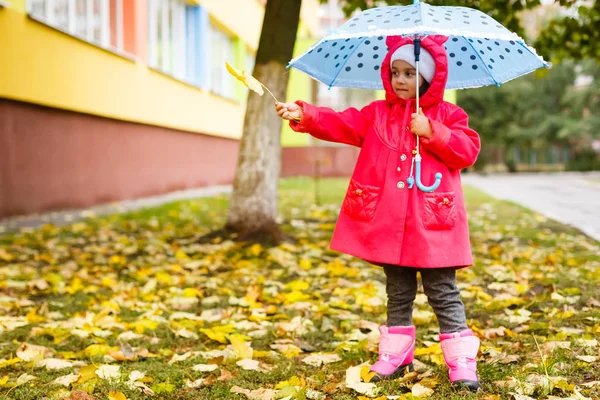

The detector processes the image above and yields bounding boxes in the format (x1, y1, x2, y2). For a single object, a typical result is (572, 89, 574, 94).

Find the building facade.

(0, 0, 321, 218)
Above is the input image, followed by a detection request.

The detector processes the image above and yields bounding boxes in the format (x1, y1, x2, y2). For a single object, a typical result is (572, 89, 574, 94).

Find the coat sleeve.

(420, 106, 481, 170)
(288, 100, 377, 148)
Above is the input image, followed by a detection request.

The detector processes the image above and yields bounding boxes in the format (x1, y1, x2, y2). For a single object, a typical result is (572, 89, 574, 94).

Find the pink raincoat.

(289, 35, 481, 268)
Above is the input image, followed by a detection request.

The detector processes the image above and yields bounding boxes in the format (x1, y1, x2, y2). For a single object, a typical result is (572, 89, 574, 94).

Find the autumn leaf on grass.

(345, 364, 379, 396)
(36, 358, 74, 370)
(200, 324, 236, 344)
(108, 391, 127, 400)
(95, 365, 120, 381)
(302, 352, 341, 367)
(227, 333, 254, 360)
(359, 365, 377, 383)
(52, 373, 80, 387)
(231, 385, 276, 400)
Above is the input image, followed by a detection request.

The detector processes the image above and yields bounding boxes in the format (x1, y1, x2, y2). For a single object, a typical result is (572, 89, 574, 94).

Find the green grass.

(0, 178, 598, 400)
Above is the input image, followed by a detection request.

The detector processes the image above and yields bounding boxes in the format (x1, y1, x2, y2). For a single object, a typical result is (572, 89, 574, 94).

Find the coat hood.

(381, 35, 449, 107)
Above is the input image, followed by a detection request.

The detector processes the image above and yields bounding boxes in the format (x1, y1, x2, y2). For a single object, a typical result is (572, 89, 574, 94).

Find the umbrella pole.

(412, 37, 442, 193)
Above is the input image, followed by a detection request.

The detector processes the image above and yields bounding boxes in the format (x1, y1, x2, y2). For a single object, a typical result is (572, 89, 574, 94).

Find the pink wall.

(0, 99, 239, 218)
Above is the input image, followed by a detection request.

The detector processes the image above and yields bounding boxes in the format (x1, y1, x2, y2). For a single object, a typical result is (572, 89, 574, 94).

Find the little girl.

(276, 35, 481, 391)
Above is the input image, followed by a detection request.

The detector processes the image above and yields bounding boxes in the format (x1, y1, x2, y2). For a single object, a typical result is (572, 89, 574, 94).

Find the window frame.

(26, 0, 133, 59)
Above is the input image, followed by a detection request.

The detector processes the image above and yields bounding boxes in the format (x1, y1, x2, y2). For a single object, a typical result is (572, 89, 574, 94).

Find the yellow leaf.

(83, 344, 119, 358)
(283, 291, 311, 304)
(227, 334, 253, 360)
(156, 271, 174, 285)
(286, 280, 309, 291)
(175, 250, 190, 261)
(130, 319, 160, 334)
(0, 376, 8, 386)
(0, 358, 21, 369)
(182, 288, 203, 298)
(225, 61, 244, 81)
(242, 71, 264, 96)
(108, 391, 127, 400)
(26, 307, 45, 324)
(77, 365, 98, 384)
(101, 277, 117, 287)
(360, 365, 377, 383)
(200, 325, 236, 344)
(0, 249, 14, 262)
(249, 243, 263, 256)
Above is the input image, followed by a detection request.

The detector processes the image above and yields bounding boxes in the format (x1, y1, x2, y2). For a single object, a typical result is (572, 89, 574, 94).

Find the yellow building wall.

(0, 6, 248, 139)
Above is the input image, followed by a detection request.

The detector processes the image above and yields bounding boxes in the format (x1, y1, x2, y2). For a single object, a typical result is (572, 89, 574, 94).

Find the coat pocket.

(423, 192, 457, 230)
(342, 179, 381, 222)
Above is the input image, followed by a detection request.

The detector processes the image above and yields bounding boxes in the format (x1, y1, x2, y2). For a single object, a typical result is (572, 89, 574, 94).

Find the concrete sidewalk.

(462, 171, 600, 242)
(0, 185, 232, 234)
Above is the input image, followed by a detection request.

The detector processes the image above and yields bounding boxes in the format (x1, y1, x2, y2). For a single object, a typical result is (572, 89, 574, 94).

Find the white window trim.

(27, 0, 134, 59)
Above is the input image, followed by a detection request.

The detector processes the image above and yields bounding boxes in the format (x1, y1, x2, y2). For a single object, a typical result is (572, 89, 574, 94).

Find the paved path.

(462, 172, 600, 241)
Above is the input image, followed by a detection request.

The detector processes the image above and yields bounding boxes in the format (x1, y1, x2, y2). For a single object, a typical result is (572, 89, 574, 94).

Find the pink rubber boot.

(369, 325, 415, 382)
(440, 329, 480, 391)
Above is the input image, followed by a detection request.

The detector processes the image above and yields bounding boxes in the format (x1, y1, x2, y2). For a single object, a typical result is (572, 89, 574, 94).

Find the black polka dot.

(378, 36, 384, 40)
(490, 58, 495, 63)
(472, 65, 478, 69)
(374, 65, 380, 70)
(509, 40, 515, 45)
(384, 20, 390, 23)
(414, 19, 421, 23)
(477, 40, 483, 44)
(350, 24, 356, 27)
(349, 45, 354, 50)
(468, 38, 474, 43)
(479, 50, 485, 55)
(452, 37, 459, 42)
(457, 61, 463, 66)
(345, 66, 351, 72)
(317, 48, 322, 53)
(373, 54, 379, 59)
(487, 46, 492, 51)
(365, 40, 371, 45)
(367, 19, 373, 23)
(470, 55, 476, 60)
(325, 54, 329, 58)
(518, 49, 523, 54)
(332, 43, 337, 47)
(488, 65, 493, 69)
(404, 18, 410, 21)
(499, 55, 505, 60)
(373, 46, 379, 50)
(461, 46, 467, 51)
(449, 52, 455, 58)
(335, 63, 340, 68)
(343, 55, 348, 59)
(358, 63, 363, 68)
(494, 41, 500, 46)
(334, 55, 339, 59)
(340, 46, 345, 50)
(433, 19, 439, 22)
(505, 48, 511, 53)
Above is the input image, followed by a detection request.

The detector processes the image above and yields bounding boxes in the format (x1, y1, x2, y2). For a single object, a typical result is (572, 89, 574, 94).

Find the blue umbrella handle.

(415, 158, 442, 192)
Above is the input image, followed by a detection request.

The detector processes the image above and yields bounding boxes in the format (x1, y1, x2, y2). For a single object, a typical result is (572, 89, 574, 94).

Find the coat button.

(397, 167, 401, 172)
(405, 126, 409, 131)
(400, 154, 407, 161)
(397, 181, 405, 189)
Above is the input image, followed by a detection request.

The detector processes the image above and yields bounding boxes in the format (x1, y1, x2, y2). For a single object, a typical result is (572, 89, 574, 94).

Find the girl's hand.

(275, 102, 303, 121)
(411, 108, 433, 139)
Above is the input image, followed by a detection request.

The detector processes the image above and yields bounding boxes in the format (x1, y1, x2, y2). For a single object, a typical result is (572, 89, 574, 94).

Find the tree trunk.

(225, 0, 302, 242)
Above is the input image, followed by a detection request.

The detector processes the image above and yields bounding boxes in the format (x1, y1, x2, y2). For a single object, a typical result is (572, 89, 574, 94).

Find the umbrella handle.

(415, 158, 442, 192)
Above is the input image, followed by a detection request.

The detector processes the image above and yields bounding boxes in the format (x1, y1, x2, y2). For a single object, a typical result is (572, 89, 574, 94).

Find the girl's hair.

(419, 81, 430, 97)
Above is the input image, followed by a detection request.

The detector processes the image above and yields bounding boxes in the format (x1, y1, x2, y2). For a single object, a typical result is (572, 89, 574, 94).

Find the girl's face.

(391, 60, 425, 100)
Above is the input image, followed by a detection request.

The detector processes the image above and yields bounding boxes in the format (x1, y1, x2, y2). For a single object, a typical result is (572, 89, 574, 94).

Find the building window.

(209, 22, 235, 100)
(27, 0, 133, 56)
(148, 0, 186, 79)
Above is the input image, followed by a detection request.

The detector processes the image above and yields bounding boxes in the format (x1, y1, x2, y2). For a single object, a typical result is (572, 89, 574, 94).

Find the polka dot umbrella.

(288, 1, 549, 90)
(288, 0, 549, 193)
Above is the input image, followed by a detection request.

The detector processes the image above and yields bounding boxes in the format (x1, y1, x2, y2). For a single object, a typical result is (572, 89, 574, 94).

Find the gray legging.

(383, 265, 468, 333)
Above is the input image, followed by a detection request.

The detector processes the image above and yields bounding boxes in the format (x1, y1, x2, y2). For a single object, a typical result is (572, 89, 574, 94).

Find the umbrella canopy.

(288, 2, 549, 90)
